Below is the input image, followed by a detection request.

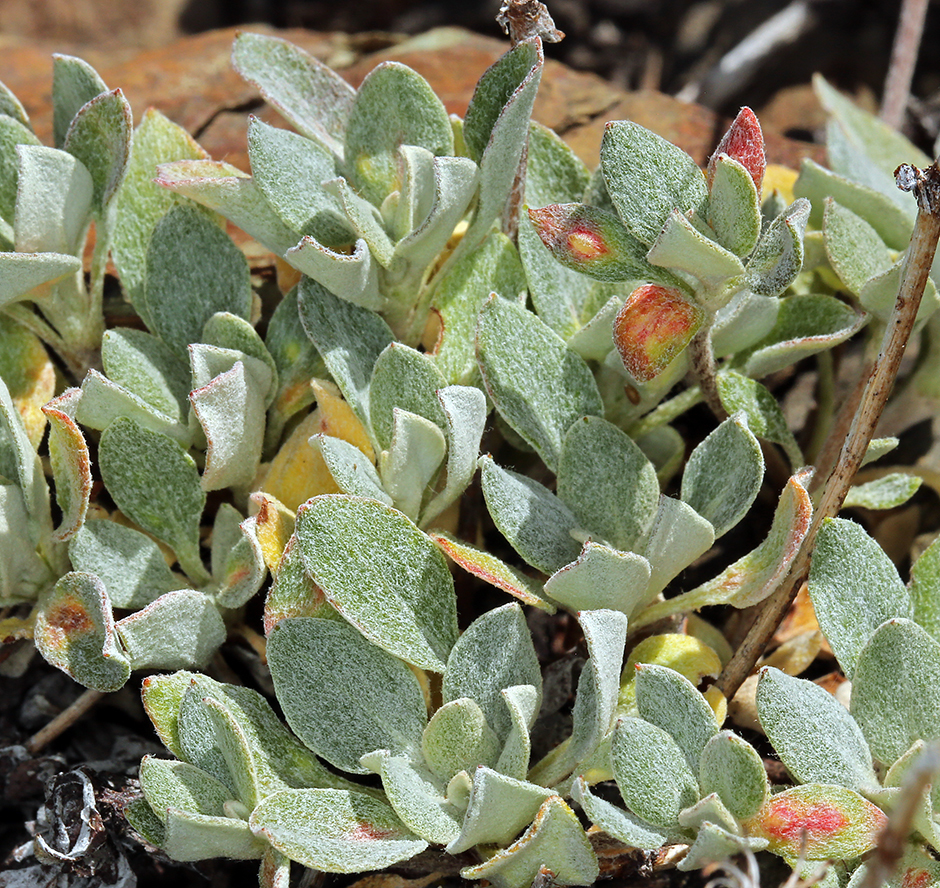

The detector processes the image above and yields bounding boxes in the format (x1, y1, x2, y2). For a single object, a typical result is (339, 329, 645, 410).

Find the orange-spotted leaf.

(42, 388, 91, 542)
(613, 284, 703, 382)
(527, 203, 659, 283)
(708, 107, 765, 194)
(745, 784, 886, 861)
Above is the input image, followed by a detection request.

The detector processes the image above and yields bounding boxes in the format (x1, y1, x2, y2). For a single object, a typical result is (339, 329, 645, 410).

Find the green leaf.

(477, 295, 603, 472)
(190, 360, 267, 492)
(744, 199, 809, 297)
(297, 276, 394, 435)
(369, 343, 447, 451)
(268, 616, 427, 773)
(231, 33, 355, 159)
(823, 198, 894, 296)
(34, 571, 130, 692)
(247, 116, 348, 245)
(141, 671, 194, 758)
(68, 518, 177, 609)
(98, 417, 207, 583)
(640, 495, 715, 602)
(379, 409, 446, 521)
(757, 667, 878, 792)
(745, 783, 886, 861)
(611, 716, 699, 829)
(250, 788, 426, 873)
(544, 542, 651, 616)
(557, 415, 659, 551)
(14, 145, 92, 255)
(313, 434, 391, 504)
(912, 536, 940, 646)
(101, 328, 190, 423)
(0, 252, 82, 310)
(294, 495, 457, 670)
(211, 502, 266, 609)
(479, 455, 581, 575)
(742, 293, 866, 378)
(139, 756, 232, 821)
(635, 665, 719, 773)
(41, 388, 90, 541)
(808, 517, 912, 678)
(0, 115, 40, 228)
(363, 750, 461, 845)
(843, 473, 922, 510)
(145, 204, 251, 355)
(517, 210, 620, 341)
(571, 777, 668, 850)
(448, 768, 553, 854)
(51, 54, 107, 148)
(496, 685, 540, 779)
(442, 602, 542, 744)
(850, 618, 940, 766)
(422, 698, 501, 780)
(63, 88, 132, 216)
(163, 808, 266, 861)
(707, 154, 761, 257)
(645, 208, 744, 301)
(431, 231, 527, 384)
(681, 412, 763, 538)
(795, 157, 912, 251)
(711, 289, 780, 358)
(601, 121, 708, 247)
(525, 120, 591, 208)
(716, 371, 802, 467)
(528, 202, 673, 283)
(116, 590, 225, 671)
(344, 63, 452, 206)
(698, 732, 768, 821)
(460, 795, 598, 888)
(458, 42, 541, 253)
(429, 531, 555, 611)
(0, 80, 31, 129)
(111, 108, 211, 322)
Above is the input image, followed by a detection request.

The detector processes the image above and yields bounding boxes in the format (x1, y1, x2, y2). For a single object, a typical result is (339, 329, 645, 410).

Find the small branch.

(880, 0, 930, 130)
(26, 688, 105, 754)
(717, 161, 940, 700)
(688, 325, 726, 420)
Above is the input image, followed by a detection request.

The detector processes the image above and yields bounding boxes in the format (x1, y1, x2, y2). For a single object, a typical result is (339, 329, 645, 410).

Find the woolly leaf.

(0, 251, 82, 310)
(912, 537, 940, 646)
(422, 698, 501, 780)
(98, 417, 207, 583)
(698, 731, 768, 820)
(496, 684, 540, 780)
(744, 199, 809, 297)
(757, 667, 878, 792)
(557, 415, 659, 551)
(823, 198, 894, 297)
(640, 495, 715, 602)
(68, 519, 177, 609)
(51, 54, 107, 147)
(843, 473, 922, 510)
(34, 571, 130, 691)
(708, 107, 765, 193)
(313, 434, 390, 504)
(162, 808, 265, 861)
(294, 495, 457, 671)
(344, 63, 452, 206)
(0, 115, 40, 230)
(544, 543, 651, 616)
(139, 756, 231, 821)
(268, 617, 427, 773)
(477, 295, 603, 472)
(145, 204, 252, 356)
(707, 153, 761, 257)
(808, 517, 912, 678)
(601, 121, 708, 247)
(42, 388, 89, 541)
(611, 716, 699, 829)
(379, 409, 446, 522)
(479, 455, 581, 575)
(571, 777, 668, 850)
(851, 619, 940, 767)
(250, 788, 426, 872)
(460, 795, 598, 888)
(232, 33, 355, 158)
(745, 783, 886, 861)
(443, 602, 542, 743)
(681, 413, 763, 538)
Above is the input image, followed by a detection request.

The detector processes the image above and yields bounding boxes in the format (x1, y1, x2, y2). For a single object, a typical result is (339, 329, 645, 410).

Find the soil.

(1, 2, 939, 887)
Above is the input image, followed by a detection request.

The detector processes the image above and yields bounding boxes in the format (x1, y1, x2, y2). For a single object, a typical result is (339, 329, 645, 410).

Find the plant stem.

(880, 0, 930, 130)
(26, 688, 105, 754)
(717, 161, 940, 701)
(688, 324, 726, 419)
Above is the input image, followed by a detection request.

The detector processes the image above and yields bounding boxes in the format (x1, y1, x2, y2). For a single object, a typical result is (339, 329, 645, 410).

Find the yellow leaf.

(762, 164, 798, 204)
(249, 492, 295, 571)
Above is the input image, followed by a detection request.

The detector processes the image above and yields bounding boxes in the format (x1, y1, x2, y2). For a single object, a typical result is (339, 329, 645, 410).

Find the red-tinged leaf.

(708, 107, 765, 194)
(613, 284, 704, 382)
(429, 531, 556, 613)
(745, 784, 886, 861)
(42, 388, 90, 541)
(526, 203, 657, 282)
